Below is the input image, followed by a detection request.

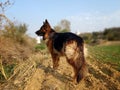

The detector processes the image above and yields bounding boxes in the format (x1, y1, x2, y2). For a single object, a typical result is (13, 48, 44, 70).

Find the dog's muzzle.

(35, 31, 39, 36)
(35, 30, 44, 36)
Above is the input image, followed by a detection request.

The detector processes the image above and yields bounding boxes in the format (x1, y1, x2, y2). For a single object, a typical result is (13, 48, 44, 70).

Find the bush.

(103, 27, 120, 41)
(2, 23, 27, 44)
(35, 42, 47, 52)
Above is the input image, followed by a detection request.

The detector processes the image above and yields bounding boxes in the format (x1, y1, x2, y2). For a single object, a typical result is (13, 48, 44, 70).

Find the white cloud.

(66, 11, 120, 33)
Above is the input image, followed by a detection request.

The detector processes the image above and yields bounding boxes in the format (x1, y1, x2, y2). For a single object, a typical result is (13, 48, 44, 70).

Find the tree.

(54, 19, 71, 32)
(60, 19, 71, 32)
(53, 26, 61, 32)
(103, 27, 120, 41)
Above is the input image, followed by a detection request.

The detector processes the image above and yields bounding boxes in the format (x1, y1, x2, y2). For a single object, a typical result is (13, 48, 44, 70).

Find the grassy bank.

(88, 43, 120, 71)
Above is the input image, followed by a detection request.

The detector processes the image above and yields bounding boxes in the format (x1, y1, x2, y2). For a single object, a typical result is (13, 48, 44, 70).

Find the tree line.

(80, 27, 120, 44)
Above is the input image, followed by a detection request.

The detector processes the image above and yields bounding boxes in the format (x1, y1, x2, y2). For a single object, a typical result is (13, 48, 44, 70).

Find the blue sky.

(3, 0, 120, 37)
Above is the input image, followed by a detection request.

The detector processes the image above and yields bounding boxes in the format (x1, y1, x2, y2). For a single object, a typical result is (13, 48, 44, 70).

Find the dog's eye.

(43, 29, 46, 32)
(43, 27, 47, 31)
(41, 27, 46, 32)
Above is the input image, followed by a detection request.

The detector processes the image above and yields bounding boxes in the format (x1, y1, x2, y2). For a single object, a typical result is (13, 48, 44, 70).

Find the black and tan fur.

(35, 19, 87, 83)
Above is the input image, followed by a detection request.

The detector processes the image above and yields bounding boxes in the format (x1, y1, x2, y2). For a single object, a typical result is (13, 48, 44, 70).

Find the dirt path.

(1, 51, 120, 90)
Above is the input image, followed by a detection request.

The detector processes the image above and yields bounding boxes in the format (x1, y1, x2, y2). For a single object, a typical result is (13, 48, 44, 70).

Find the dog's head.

(35, 19, 52, 40)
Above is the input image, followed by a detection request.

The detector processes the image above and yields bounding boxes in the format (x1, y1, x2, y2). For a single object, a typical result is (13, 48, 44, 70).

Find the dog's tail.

(77, 60, 87, 83)
(77, 45, 88, 83)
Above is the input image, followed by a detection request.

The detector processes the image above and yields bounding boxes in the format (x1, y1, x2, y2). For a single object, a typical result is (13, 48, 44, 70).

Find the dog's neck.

(44, 29, 56, 43)
(49, 29, 56, 39)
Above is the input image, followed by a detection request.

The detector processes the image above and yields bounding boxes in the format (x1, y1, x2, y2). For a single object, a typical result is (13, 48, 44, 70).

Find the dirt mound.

(1, 49, 120, 90)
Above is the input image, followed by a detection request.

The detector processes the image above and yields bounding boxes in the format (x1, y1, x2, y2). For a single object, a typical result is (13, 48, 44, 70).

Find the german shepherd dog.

(35, 19, 87, 84)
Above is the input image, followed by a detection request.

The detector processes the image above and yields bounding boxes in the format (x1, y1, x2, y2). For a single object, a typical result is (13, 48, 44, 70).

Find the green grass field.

(88, 44, 120, 71)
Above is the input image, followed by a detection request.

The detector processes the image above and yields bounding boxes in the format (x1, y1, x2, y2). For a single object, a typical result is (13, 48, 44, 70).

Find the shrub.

(2, 23, 27, 44)
(35, 42, 47, 52)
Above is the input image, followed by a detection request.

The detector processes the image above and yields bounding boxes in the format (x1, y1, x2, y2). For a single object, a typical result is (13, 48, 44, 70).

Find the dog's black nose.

(35, 31, 39, 35)
(35, 31, 37, 34)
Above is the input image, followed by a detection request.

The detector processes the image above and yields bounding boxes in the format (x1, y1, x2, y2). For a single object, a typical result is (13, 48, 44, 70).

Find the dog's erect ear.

(45, 19, 48, 23)
(43, 19, 48, 24)
(45, 19, 51, 27)
(45, 19, 49, 25)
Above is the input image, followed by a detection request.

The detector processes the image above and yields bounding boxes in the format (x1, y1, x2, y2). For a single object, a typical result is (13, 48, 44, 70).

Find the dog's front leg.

(51, 54, 60, 69)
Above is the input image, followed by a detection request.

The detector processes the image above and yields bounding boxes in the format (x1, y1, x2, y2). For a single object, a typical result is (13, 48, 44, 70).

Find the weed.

(35, 43, 47, 51)
(0, 63, 16, 82)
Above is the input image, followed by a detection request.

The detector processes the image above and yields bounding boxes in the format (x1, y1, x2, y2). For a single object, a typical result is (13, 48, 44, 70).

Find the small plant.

(4, 64, 16, 78)
(0, 56, 16, 82)
(0, 57, 7, 80)
(35, 42, 47, 51)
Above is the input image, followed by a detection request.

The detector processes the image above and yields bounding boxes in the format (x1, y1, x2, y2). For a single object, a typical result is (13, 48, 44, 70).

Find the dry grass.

(0, 35, 35, 86)
(0, 36, 34, 63)
(1, 54, 38, 90)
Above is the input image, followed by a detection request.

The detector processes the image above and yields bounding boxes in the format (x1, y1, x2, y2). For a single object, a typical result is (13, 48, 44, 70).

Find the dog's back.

(52, 32, 83, 52)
